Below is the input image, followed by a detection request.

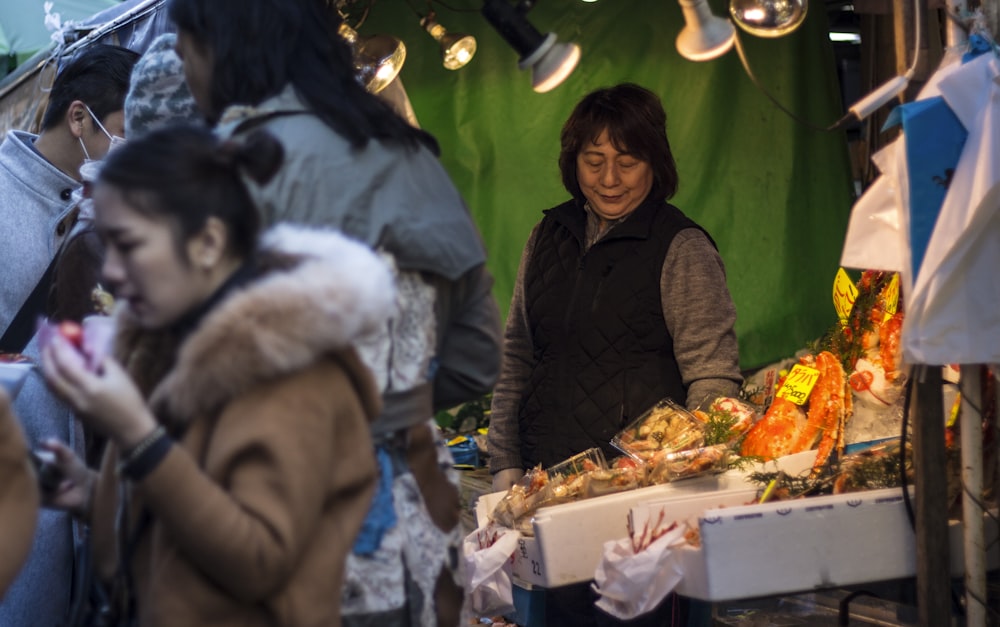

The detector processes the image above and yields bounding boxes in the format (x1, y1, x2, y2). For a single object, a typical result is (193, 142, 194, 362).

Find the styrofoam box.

(670, 487, 1000, 601)
(475, 469, 763, 588)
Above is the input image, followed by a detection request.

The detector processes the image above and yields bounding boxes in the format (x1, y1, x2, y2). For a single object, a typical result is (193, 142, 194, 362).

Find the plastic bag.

(462, 523, 521, 616)
(591, 522, 688, 620)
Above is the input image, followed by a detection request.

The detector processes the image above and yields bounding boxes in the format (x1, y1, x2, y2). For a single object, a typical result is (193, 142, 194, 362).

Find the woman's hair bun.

(217, 130, 285, 185)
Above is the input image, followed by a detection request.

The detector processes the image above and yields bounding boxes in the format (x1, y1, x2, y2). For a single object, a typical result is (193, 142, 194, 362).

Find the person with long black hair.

(167, 1, 502, 625)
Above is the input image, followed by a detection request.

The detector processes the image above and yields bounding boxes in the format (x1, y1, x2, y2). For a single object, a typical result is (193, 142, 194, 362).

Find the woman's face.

(175, 30, 214, 119)
(576, 128, 653, 223)
(92, 184, 211, 329)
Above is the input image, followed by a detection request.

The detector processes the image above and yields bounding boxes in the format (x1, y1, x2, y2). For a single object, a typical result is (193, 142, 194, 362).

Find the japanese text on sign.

(833, 268, 859, 324)
(882, 274, 899, 319)
(776, 364, 821, 405)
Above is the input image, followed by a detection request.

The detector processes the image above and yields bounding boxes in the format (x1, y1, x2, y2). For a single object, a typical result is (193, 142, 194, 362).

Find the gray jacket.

(0, 131, 79, 336)
(0, 130, 81, 625)
(216, 87, 501, 432)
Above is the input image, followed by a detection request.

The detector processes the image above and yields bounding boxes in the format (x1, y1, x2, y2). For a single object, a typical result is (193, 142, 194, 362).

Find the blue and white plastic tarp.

(842, 49, 1000, 364)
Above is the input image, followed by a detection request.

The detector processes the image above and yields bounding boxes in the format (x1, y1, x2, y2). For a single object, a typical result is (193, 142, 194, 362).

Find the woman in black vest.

(488, 83, 743, 626)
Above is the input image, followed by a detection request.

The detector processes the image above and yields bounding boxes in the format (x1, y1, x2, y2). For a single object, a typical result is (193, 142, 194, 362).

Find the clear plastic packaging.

(544, 447, 607, 503)
(490, 448, 608, 530)
(611, 398, 705, 462)
(490, 464, 552, 529)
(584, 456, 645, 497)
(645, 444, 729, 484)
(692, 396, 760, 446)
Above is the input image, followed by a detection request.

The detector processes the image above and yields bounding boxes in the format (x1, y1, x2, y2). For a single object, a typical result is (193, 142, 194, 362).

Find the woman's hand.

(37, 439, 96, 519)
(40, 334, 158, 450)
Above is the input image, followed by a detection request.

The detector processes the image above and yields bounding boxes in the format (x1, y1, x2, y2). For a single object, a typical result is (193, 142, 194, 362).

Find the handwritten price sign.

(776, 364, 821, 405)
(833, 268, 859, 324)
(882, 273, 900, 319)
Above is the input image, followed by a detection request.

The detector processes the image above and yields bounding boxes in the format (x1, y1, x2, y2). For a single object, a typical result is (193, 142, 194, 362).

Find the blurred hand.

(40, 334, 157, 450)
(37, 439, 96, 519)
(492, 467, 524, 493)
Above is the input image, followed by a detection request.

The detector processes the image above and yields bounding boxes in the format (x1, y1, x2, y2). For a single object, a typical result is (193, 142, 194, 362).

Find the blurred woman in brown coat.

(0, 389, 38, 598)
(39, 125, 393, 626)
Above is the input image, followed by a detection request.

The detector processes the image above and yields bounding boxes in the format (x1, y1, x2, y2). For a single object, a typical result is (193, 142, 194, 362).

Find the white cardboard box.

(670, 487, 1000, 601)
(475, 469, 761, 588)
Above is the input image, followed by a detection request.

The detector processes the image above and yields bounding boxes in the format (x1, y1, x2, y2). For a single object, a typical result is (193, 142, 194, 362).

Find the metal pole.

(945, 0, 969, 50)
(913, 365, 951, 626)
(960, 365, 986, 626)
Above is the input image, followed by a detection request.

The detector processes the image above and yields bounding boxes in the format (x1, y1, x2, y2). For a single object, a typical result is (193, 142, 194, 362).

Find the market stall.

(3, 1, 997, 624)
(465, 259, 1000, 626)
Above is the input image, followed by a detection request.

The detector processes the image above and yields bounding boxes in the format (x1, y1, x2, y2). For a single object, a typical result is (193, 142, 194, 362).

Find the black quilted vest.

(519, 197, 705, 468)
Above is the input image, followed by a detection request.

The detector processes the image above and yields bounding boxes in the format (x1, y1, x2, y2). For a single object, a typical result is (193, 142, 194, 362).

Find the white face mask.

(82, 103, 126, 154)
(78, 159, 103, 183)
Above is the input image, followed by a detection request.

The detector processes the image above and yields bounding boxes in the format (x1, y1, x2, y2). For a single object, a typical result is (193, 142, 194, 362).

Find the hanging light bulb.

(338, 21, 407, 94)
(421, 12, 477, 70)
(481, 0, 581, 93)
(729, 0, 807, 38)
(676, 0, 736, 61)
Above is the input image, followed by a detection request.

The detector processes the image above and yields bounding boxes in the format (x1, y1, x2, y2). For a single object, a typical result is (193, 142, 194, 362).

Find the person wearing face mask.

(0, 43, 137, 351)
(0, 43, 139, 627)
(488, 84, 742, 626)
(48, 32, 203, 469)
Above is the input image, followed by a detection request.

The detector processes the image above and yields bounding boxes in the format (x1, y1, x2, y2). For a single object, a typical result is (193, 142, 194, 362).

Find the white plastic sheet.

(591, 523, 687, 620)
(904, 54, 1000, 364)
(842, 50, 1000, 364)
(840, 143, 909, 275)
(461, 523, 520, 617)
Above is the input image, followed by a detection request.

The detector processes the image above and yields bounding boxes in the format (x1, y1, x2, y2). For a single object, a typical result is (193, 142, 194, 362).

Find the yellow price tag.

(882, 273, 900, 321)
(447, 435, 468, 446)
(833, 268, 859, 324)
(776, 364, 821, 405)
(947, 392, 961, 428)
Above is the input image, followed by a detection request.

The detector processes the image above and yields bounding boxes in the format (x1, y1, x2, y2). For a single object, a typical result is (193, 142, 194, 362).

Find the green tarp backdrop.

(363, 0, 855, 371)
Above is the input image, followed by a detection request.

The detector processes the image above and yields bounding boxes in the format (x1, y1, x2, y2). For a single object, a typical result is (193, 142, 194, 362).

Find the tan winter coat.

(88, 225, 395, 626)
(0, 391, 37, 599)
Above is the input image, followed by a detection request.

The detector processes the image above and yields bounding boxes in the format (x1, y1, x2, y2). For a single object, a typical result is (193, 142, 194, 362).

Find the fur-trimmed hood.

(114, 224, 395, 427)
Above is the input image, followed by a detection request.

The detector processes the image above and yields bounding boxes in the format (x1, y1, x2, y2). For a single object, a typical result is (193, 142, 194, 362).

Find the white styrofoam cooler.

(474, 449, 998, 601)
(665, 487, 1000, 601)
(475, 469, 762, 587)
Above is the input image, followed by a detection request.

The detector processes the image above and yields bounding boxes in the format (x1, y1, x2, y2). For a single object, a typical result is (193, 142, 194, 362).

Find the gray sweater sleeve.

(487, 226, 540, 474)
(663, 229, 743, 410)
(429, 263, 503, 412)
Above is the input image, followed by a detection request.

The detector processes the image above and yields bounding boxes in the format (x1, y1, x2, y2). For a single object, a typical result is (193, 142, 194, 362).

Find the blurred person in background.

(168, 0, 502, 624)
(0, 390, 38, 600)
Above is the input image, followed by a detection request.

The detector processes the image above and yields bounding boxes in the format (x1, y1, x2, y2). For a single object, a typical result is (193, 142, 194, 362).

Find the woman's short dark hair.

(558, 83, 679, 204)
(96, 124, 282, 261)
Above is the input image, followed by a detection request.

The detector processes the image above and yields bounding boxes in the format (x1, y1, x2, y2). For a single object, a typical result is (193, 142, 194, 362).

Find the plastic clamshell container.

(612, 398, 705, 462)
(646, 443, 730, 484)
